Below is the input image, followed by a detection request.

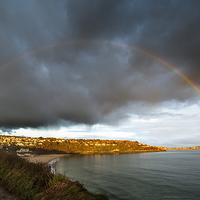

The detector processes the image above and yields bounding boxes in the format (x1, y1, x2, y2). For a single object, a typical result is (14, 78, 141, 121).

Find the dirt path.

(0, 186, 17, 200)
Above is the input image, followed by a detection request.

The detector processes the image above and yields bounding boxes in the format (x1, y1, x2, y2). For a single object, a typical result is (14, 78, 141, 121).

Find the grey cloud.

(0, 0, 200, 129)
(0, 127, 15, 134)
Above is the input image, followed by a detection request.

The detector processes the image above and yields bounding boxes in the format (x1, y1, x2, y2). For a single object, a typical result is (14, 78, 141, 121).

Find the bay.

(53, 150, 200, 200)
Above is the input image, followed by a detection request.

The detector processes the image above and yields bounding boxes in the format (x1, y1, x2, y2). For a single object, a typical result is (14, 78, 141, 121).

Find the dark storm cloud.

(0, 127, 15, 134)
(0, 0, 200, 129)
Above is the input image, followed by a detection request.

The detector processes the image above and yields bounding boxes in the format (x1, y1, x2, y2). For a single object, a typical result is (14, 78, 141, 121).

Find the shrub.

(0, 150, 108, 200)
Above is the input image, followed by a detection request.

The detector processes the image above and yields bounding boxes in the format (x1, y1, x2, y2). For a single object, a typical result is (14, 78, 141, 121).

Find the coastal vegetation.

(0, 135, 166, 199)
(0, 135, 165, 154)
(0, 149, 108, 200)
(42, 139, 165, 153)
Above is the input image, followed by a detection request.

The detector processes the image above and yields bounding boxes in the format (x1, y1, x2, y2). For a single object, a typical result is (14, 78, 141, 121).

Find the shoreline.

(25, 150, 165, 165)
(25, 149, 167, 166)
(25, 154, 71, 164)
(0, 150, 108, 199)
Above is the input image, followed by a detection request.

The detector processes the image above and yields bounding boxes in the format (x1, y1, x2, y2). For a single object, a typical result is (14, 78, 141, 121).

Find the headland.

(0, 135, 166, 154)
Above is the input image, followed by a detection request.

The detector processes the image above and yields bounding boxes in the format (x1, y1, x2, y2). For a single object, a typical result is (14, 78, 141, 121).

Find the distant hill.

(0, 135, 165, 154)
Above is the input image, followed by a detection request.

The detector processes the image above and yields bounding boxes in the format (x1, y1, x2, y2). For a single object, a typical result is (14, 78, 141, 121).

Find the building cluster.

(16, 148, 33, 157)
(0, 135, 142, 149)
(1, 135, 199, 152)
(0, 135, 65, 147)
(0, 135, 44, 147)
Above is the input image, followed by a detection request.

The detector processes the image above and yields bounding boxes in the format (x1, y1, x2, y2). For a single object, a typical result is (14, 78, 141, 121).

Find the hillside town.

(0, 135, 199, 155)
(0, 135, 149, 148)
(0, 135, 63, 148)
(0, 135, 165, 154)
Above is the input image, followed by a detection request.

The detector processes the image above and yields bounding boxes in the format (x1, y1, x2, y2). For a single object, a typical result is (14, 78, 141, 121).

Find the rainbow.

(101, 40, 200, 94)
(1, 39, 200, 94)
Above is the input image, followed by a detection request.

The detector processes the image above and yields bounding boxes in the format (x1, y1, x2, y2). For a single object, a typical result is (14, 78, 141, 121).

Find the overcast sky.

(0, 0, 200, 147)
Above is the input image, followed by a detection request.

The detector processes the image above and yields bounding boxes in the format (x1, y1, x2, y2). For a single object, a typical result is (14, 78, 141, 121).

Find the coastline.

(0, 150, 109, 200)
(25, 154, 71, 164)
(25, 149, 165, 165)
(24, 150, 166, 166)
(25, 150, 165, 164)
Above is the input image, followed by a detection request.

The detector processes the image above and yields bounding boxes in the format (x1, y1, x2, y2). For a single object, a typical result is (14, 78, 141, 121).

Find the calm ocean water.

(53, 151, 200, 200)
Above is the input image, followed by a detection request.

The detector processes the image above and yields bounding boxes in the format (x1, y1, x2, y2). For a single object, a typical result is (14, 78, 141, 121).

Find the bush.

(0, 150, 108, 200)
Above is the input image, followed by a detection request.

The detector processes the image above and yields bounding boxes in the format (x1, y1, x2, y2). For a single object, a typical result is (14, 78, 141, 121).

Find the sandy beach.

(25, 154, 71, 164)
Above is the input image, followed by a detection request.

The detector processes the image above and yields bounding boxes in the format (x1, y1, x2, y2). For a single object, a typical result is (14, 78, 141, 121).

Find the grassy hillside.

(0, 150, 108, 200)
(42, 139, 164, 153)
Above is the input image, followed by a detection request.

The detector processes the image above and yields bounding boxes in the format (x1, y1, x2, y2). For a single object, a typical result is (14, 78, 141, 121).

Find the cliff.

(0, 149, 108, 200)
(0, 136, 165, 154)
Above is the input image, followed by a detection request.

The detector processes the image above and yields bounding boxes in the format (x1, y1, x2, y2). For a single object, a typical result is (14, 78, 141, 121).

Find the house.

(16, 148, 30, 153)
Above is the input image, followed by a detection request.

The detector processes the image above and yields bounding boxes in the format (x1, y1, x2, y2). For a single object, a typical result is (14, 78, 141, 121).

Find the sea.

(52, 150, 200, 200)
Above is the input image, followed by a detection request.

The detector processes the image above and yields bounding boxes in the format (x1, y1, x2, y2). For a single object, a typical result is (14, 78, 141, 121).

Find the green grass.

(0, 150, 108, 200)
